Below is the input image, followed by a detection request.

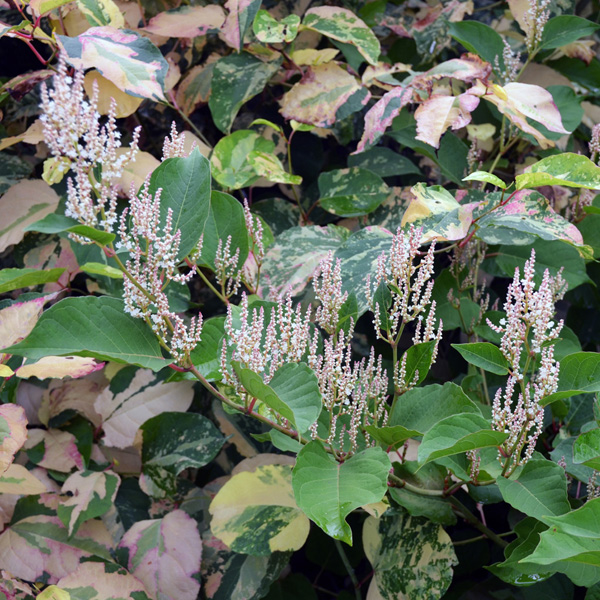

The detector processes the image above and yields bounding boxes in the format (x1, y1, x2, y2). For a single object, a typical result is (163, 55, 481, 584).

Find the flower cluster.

(40, 57, 140, 234)
(118, 180, 202, 363)
(313, 252, 348, 335)
(487, 249, 566, 472)
(241, 200, 265, 292)
(589, 124, 600, 165)
(162, 122, 195, 160)
(494, 39, 521, 85)
(524, 0, 551, 53)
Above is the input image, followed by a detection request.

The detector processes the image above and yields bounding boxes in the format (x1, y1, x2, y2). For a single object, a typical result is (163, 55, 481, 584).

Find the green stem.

(334, 539, 362, 600)
(449, 496, 508, 548)
(165, 99, 212, 149)
(453, 531, 513, 546)
(194, 264, 229, 305)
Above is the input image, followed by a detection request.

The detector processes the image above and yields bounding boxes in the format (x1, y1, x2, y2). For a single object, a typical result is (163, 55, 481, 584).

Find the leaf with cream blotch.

(143, 5, 225, 38)
(0, 404, 27, 474)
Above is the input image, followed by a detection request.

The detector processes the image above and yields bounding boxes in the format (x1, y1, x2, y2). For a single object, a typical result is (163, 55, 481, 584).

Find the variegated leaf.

(0, 464, 47, 495)
(0, 515, 113, 583)
(259, 225, 350, 299)
(415, 92, 480, 149)
(516, 152, 600, 191)
(58, 470, 121, 536)
(401, 183, 474, 242)
(77, 0, 124, 28)
(409, 54, 492, 86)
(209, 52, 281, 133)
(247, 151, 302, 185)
(57, 562, 151, 600)
(0, 404, 27, 474)
(302, 7, 380, 66)
(291, 48, 339, 66)
(210, 464, 309, 556)
(118, 510, 202, 600)
(15, 356, 104, 380)
(143, 5, 225, 38)
(57, 27, 169, 101)
(222, 0, 262, 51)
(24, 428, 83, 472)
(253, 10, 300, 44)
(363, 509, 458, 599)
(280, 63, 369, 128)
(476, 189, 585, 247)
(175, 60, 216, 116)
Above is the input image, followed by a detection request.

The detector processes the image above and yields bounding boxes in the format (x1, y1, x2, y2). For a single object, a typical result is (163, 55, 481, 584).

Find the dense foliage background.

(2, 0, 600, 598)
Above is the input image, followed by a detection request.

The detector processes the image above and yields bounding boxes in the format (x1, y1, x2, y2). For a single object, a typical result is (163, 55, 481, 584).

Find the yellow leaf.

(0, 464, 47, 494)
(37, 586, 71, 600)
(0, 119, 44, 151)
(83, 70, 143, 118)
(0, 365, 13, 377)
(290, 48, 339, 66)
(42, 156, 71, 185)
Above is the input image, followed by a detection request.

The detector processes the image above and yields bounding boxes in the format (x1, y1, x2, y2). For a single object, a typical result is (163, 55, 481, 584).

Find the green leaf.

(516, 153, 600, 191)
(389, 382, 481, 435)
(545, 498, 600, 538)
(209, 464, 309, 556)
(233, 362, 322, 433)
(448, 20, 505, 67)
(402, 341, 436, 386)
(25, 213, 116, 245)
(58, 27, 168, 101)
(347, 147, 420, 178)
(418, 413, 508, 464)
(80, 262, 123, 279)
(497, 459, 571, 521)
(452, 342, 509, 375)
(2, 296, 169, 371)
(209, 53, 281, 133)
(211, 129, 275, 190)
(253, 10, 300, 43)
(463, 170, 506, 189)
(147, 147, 211, 260)
(140, 412, 225, 497)
(365, 424, 422, 449)
(540, 16, 600, 50)
(302, 6, 380, 66)
(292, 441, 390, 544)
(188, 317, 225, 381)
(573, 429, 600, 471)
(543, 353, 600, 406)
(0, 268, 65, 293)
(319, 167, 390, 217)
(363, 508, 457, 599)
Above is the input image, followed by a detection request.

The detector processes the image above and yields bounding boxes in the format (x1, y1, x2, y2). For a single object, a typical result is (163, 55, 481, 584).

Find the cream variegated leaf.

(0, 404, 27, 474)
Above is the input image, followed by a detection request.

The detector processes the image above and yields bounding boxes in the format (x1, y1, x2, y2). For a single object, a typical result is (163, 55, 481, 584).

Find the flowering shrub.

(2, 0, 600, 598)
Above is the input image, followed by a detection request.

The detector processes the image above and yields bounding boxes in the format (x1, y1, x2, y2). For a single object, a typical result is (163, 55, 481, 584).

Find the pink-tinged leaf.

(411, 54, 492, 86)
(94, 369, 194, 448)
(0, 464, 48, 495)
(401, 183, 474, 242)
(118, 510, 202, 600)
(221, 0, 261, 51)
(22, 238, 79, 292)
(362, 62, 411, 89)
(24, 428, 83, 472)
(355, 86, 414, 153)
(58, 470, 121, 536)
(506, 0, 530, 35)
(415, 92, 479, 148)
(43, 374, 107, 428)
(0, 515, 113, 583)
(0, 292, 59, 350)
(57, 562, 151, 600)
(57, 27, 169, 101)
(0, 180, 60, 252)
(280, 63, 369, 128)
(303, 6, 380, 66)
(0, 570, 35, 599)
(16, 356, 104, 380)
(143, 5, 225, 38)
(0, 404, 27, 474)
(550, 40, 596, 64)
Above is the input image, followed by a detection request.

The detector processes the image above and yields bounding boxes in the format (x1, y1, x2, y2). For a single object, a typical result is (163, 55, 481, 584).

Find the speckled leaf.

(319, 168, 389, 217)
(302, 7, 380, 65)
(210, 464, 309, 556)
(280, 63, 368, 128)
(463, 170, 506, 189)
(415, 92, 479, 149)
(0, 404, 27, 473)
(476, 189, 584, 246)
(247, 151, 302, 185)
(211, 130, 274, 190)
(497, 459, 571, 521)
(140, 412, 224, 498)
(0, 515, 113, 583)
(355, 86, 413, 153)
(222, 0, 261, 51)
(363, 509, 457, 599)
(118, 510, 201, 600)
(175, 61, 215, 116)
(0, 268, 65, 293)
(253, 10, 299, 43)
(347, 148, 420, 178)
(57, 470, 120, 536)
(202, 532, 290, 600)
(209, 53, 281, 133)
(573, 429, 600, 471)
(143, 5, 225, 38)
(292, 441, 390, 544)
(259, 225, 350, 299)
(147, 148, 211, 260)
(418, 413, 508, 464)
(57, 27, 169, 101)
(2, 296, 169, 371)
(401, 183, 474, 242)
(233, 362, 322, 434)
(516, 153, 600, 191)
(56, 562, 152, 600)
